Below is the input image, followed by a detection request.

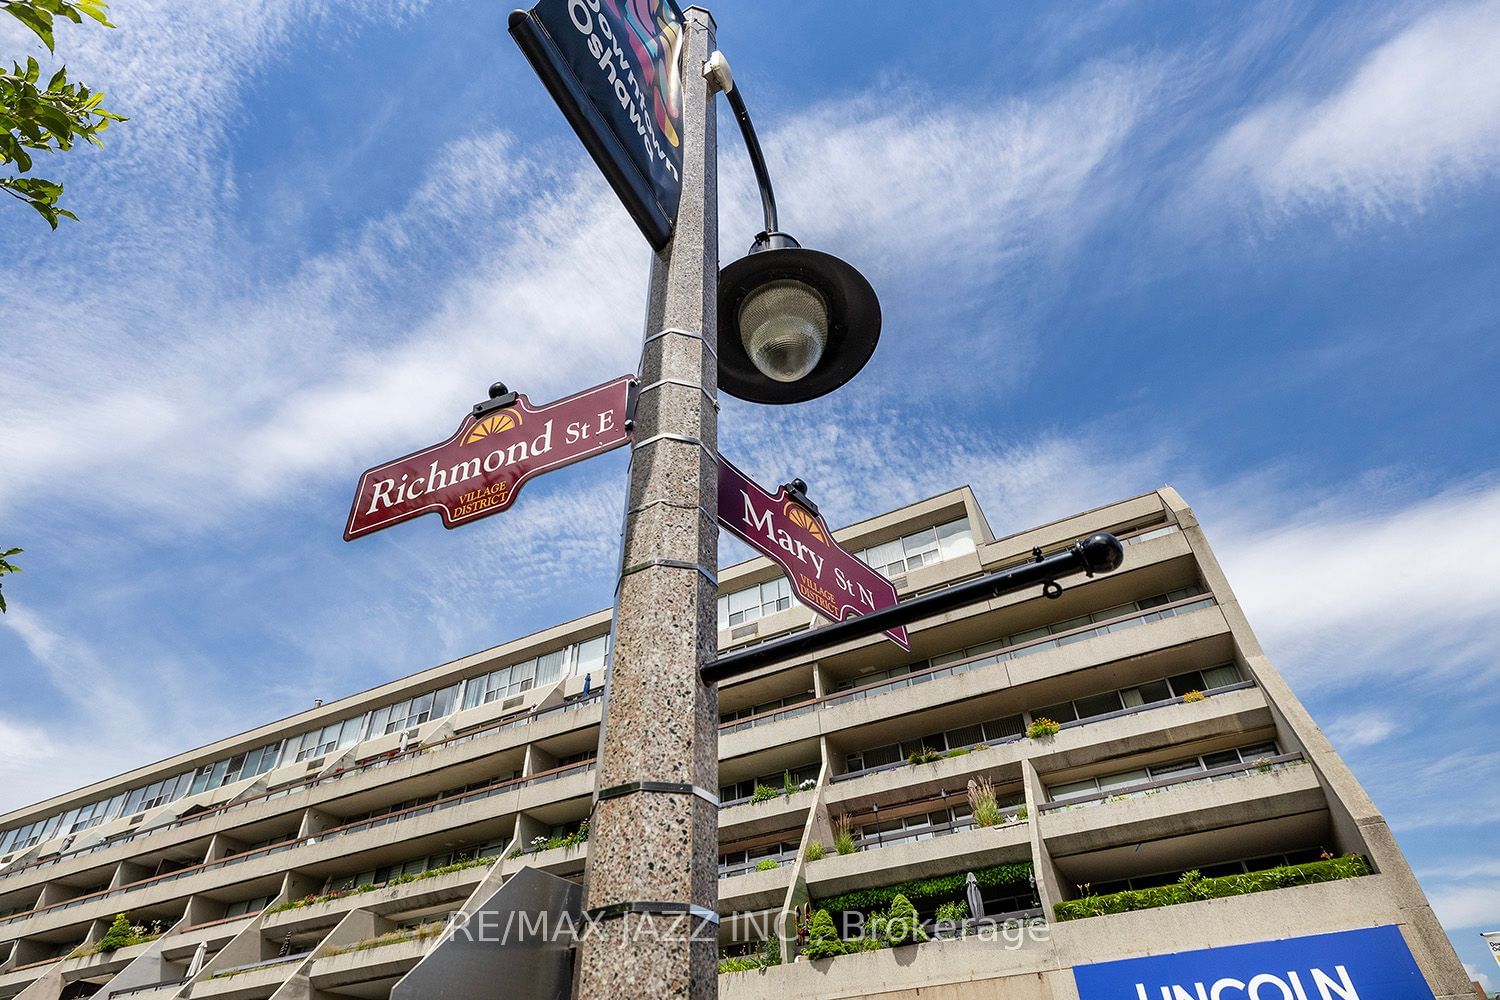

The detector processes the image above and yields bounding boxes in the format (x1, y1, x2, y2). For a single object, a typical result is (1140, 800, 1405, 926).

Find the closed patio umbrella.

(965, 872, 985, 921)
(185, 941, 208, 978)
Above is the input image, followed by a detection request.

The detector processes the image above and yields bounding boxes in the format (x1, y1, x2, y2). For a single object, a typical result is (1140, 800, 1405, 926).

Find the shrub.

(967, 776, 1002, 828)
(1181, 689, 1206, 703)
(1254, 757, 1275, 773)
(1053, 855, 1371, 921)
(78, 914, 166, 957)
(1012, 805, 1029, 822)
(1026, 717, 1061, 739)
(783, 771, 796, 797)
(934, 900, 969, 923)
(717, 938, 780, 974)
(881, 894, 928, 946)
(750, 784, 781, 804)
(833, 815, 857, 855)
(755, 858, 780, 872)
(815, 862, 1034, 914)
(98, 913, 134, 953)
(718, 955, 760, 974)
(942, 747, 970, 759)
(802, 908, 845, 960)
(906, 746, 943, 766)
(804, 841, 825, 862)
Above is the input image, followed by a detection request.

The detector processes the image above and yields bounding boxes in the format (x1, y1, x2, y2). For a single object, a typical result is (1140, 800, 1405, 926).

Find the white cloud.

(0, 50, 1165, 535)
(1431, 882, 1500, 931)
(1323, 710, 1400, 750)
(1212, 479, 1500, 688)
(1198, 0, 1500, 218)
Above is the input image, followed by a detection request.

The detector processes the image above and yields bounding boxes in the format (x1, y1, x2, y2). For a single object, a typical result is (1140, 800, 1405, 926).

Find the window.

(224, 895, 275, 918)
(844, 713, 1024, 773)
(855, 517, 975, 579)
(462, 635, 611, 709)
(290, 717, 363, 762)
(719, 763, 819, 802)
(1046, 740, 1284, 802)
(716, 576, 791, 629)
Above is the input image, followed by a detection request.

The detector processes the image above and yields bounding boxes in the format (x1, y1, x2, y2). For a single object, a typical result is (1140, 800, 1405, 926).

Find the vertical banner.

(1484, 930, 1500, 969)
(717, 457, 910, 650)
(509, 0, 686, 249)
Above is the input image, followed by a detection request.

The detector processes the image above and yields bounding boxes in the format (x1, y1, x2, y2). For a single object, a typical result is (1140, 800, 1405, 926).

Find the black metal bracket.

(472, 381, 518, 418)
(781, 477, 819, 516)
(584, 901, 720, 925)
(701, 532, 1125, 684)
(624, 377, 641, 433)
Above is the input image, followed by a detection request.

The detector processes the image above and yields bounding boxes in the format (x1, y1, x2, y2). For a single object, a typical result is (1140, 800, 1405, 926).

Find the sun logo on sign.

(464, 409, 523, 445)
(784, 503, 829, 545)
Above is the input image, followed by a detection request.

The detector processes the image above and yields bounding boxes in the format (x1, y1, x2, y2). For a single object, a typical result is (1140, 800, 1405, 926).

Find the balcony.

(804, 823, 1031, 902)
(0, 693, 605, 900)
(717, 861, 793, 915)
(262, 863, 494, 935)
(0, 766, 589, 935)
(1040, 755, 1325, 858)
(307, 930, 435, 994)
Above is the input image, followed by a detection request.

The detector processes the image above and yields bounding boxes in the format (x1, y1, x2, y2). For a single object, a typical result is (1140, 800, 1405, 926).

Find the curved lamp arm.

(705, 50, 781, 241)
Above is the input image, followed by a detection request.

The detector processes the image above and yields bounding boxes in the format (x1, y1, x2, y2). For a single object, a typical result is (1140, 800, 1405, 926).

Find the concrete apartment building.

(0, 487, 1473, 999)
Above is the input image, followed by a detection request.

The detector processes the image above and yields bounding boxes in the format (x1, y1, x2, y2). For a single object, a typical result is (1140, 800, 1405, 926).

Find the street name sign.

(344, 376, 634, 540)
(510, 0, 686, 250)
(716, 457, 910, 650)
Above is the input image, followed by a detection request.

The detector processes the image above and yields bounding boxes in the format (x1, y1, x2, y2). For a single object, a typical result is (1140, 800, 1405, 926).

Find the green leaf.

(1, 4, 56, 51)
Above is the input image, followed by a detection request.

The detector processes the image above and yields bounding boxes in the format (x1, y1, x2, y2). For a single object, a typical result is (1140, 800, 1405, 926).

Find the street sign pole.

(574, 8, 720, 998)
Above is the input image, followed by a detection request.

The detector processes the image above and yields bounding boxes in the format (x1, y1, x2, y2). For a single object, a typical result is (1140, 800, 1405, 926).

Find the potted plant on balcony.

(802, 908, 845, 960)
(1026, 717, 1061, 740)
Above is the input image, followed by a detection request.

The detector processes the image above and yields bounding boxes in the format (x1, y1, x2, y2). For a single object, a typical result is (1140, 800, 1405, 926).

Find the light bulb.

(737, 279, 828, 383)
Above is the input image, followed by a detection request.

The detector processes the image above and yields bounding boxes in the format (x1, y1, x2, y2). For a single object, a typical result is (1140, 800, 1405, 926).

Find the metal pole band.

(642, 326, 718, 359)
(618, 559, 718, 588)
(585, 901, 720, 925)
(636, 377, 719, 408)
(624, 498, 717, 523)
(629, 432, 718, 465)
(595, 781, 721, 808)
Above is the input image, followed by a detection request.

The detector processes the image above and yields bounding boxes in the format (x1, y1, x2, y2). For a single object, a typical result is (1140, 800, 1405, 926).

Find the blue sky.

(2, 0, 1498, 981)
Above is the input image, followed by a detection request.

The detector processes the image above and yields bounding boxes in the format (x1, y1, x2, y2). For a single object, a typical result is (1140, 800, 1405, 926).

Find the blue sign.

(1073, 925, 1433, 1000)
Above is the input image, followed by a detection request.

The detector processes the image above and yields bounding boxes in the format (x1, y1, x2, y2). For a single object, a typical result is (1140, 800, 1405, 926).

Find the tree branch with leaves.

(1, 0, 124, 227)
(0, 548, 20, 613)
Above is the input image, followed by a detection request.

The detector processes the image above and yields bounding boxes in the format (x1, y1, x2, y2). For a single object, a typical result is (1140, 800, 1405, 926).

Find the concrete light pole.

(574, 8, 722, 997)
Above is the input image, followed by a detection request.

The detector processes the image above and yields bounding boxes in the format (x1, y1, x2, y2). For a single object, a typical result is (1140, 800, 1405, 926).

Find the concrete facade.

(0, 487, 1472, 998)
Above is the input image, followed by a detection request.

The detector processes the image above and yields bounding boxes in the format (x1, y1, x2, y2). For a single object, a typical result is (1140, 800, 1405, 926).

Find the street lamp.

(706, 52, 882, 404)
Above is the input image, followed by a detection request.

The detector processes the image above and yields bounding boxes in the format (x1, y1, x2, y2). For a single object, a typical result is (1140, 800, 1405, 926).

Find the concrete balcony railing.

(1039, 756, 1324, 858)
(307, 934, 431, 993)
(717, 862, 793, 916)
(159, 913, 257, 963)
(719, 789, 815, 840)
(190, 953, 306, 998)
